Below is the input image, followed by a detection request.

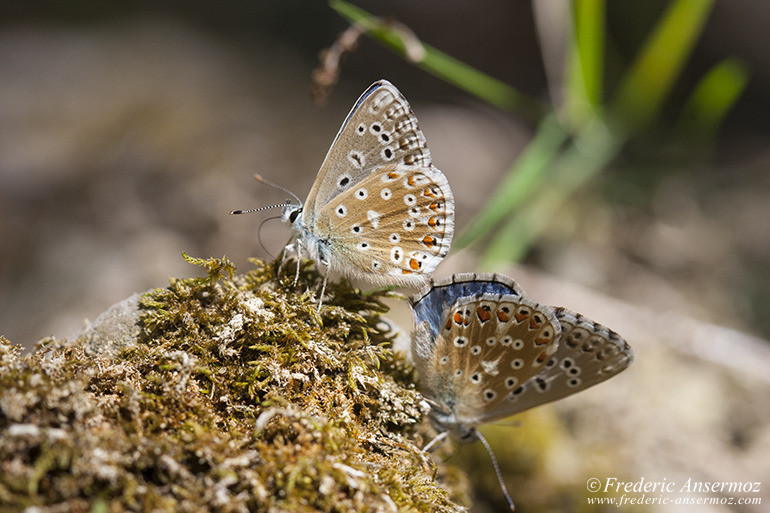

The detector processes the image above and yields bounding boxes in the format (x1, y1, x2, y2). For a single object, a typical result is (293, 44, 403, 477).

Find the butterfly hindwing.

(410, 274, 634, 431)
(410, 273, 525, 340)
(417, 293, 560, 427)
(313, 162, 454, 285)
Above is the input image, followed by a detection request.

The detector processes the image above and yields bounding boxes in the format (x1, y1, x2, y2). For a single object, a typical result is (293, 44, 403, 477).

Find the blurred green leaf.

(327, 0, 742, 267)
(455, 114, 568, 249)
(330, 0, 548, 121)
(678, 58, 750, 139)
(612, 0, 715, 132)
(481, 116, 620, 266)
(564, 0, 605, 125)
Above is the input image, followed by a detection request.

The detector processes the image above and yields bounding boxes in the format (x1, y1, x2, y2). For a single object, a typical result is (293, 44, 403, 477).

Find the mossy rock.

(0, 255, 468, 512)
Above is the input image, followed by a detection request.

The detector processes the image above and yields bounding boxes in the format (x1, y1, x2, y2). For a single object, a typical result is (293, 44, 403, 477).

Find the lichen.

(0, 256, 467, 512)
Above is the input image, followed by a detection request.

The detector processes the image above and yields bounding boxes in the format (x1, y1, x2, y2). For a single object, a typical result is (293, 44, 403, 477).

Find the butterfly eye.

(289, 209, 301, 223)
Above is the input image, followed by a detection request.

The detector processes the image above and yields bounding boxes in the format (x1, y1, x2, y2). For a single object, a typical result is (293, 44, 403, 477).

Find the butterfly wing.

(414, 293, 560, 429)
(303, 80, 433, 224)
(410, 273, 525, 342)
(311, 162, 453, 285)
(482, 307, 634, 419)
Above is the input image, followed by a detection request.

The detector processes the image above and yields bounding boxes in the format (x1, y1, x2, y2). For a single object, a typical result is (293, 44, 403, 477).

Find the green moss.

(0, 257, 466, 512)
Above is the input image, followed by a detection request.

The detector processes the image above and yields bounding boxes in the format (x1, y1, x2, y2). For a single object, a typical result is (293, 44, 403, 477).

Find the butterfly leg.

(316, 261, 330, 311)
(277, 243, 293, 278)
(293, 240, 305, 286)
(422, 430, 449, 453)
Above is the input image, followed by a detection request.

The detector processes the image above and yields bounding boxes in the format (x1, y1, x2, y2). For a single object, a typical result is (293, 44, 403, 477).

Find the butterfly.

(409, 272, 634, 508)
(234, 80, 454, 298)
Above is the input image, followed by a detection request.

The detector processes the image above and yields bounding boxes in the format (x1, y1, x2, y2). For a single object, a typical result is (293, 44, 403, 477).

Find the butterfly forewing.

(314, 162, 454, 284)
(486, 307, 634, 419)
(303, 80, 432, 222)
(421, 293, 560, 426)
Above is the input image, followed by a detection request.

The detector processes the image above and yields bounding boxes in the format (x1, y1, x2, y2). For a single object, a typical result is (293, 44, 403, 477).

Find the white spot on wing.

(367, 210, 381, 228)
(481, 359, 500, 376)
(347, 151, 364, 169)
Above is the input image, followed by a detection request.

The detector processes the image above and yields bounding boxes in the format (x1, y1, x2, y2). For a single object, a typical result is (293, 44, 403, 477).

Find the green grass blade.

(564, 0, 605, 125)
(612, 0, 715, 132)
(481, 116, 622, 266)
(455, 114, 569, 249)
(678, 58, 750, 139)
(330, 0, 548, 121)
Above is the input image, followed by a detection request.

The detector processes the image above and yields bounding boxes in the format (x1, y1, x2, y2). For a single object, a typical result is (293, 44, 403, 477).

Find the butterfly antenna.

(229, 203, 291, 215)
(253, 173, 302, 206)
(257, 214, 283, 259)
(474, 429, 516, 511)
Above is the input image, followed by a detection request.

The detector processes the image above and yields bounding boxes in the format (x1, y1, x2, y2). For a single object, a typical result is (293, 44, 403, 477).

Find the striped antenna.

(475, 429, 516, 511)
(230, 203, 291, 215)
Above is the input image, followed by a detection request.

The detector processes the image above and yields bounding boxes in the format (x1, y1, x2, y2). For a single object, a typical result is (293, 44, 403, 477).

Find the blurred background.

(1, 1, 768, 512)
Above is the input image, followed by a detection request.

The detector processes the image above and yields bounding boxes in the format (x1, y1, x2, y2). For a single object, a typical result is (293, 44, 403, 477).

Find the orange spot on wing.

(445, 319, 452, 330)
(427, 217, 439, 229)
(535, 337, 550, 346)
(453, 312, 464, 325)
(476, 307, 492, 322)
(535, 351, 548, 364)
(422, 235, 436, 248)
(515, 312, 528, 323)
(529, 317, 543, 329)
(409, 258, 421, 270)
(401, 269, 413, 275)
(387, 171, 399, 179)
(497, 312, 510, 322)
(407, 176, 416, 186)
(423, 188, 436, 198)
